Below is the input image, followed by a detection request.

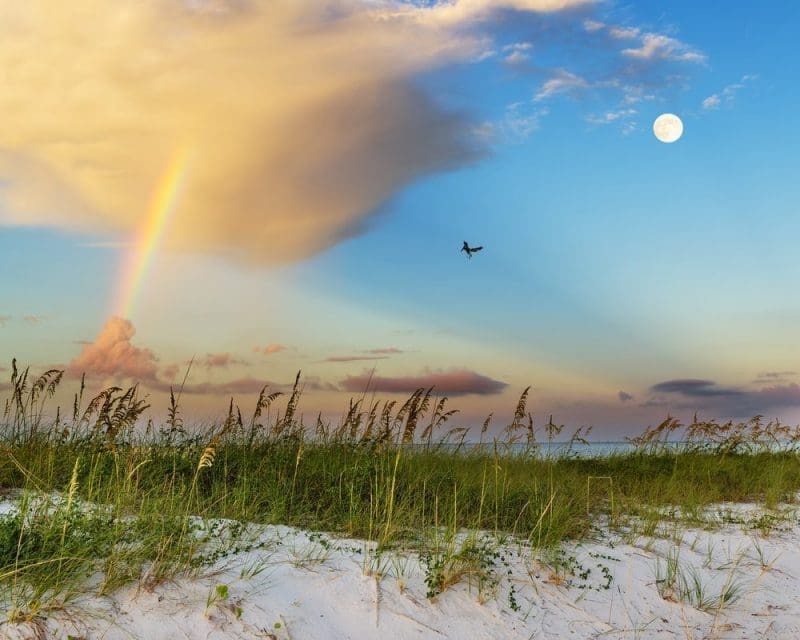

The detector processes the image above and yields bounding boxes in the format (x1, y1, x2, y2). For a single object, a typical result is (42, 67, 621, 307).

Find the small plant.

(507, 582, 520, 612)
(288, 538, 331, 569)
(749, 537, 780, 572)
(389, 552, 413, 592)
(420, 534, 500, 601)
(362, 544, 391, 578)
(204, 583, 242, 619)
(653, 548, 682, 602)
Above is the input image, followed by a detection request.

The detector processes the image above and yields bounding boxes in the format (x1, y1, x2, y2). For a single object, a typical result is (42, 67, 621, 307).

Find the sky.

(1, 0, 799, 438)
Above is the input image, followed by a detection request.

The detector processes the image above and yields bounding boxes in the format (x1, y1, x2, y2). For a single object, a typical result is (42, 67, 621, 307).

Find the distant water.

(410, 440, 797, 458)
(406, 440, 800, 458)
(410, 441, 640, 458)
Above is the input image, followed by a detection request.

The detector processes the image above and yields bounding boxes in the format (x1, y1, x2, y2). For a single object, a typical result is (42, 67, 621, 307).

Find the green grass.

(1, 359, 800, 620)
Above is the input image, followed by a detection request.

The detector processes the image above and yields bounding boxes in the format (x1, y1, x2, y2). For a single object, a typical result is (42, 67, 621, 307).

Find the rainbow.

(113, 146, 192, 320)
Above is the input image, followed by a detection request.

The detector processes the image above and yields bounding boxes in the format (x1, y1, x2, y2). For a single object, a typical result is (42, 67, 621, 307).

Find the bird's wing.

(474, 246, 483, 252)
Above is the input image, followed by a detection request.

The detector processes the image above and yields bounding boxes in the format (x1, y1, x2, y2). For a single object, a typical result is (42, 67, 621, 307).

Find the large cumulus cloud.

(0, 0, 589, 265)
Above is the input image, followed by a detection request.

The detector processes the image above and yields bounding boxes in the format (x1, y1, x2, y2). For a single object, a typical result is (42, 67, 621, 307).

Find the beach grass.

(2, 360, 800, 620)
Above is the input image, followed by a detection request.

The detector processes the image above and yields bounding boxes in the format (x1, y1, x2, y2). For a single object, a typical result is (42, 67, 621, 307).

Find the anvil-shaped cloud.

(0, 0, 590, 265)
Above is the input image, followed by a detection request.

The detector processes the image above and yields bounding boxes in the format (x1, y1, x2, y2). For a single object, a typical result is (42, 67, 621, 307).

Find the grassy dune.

(2, 360, 800, 622)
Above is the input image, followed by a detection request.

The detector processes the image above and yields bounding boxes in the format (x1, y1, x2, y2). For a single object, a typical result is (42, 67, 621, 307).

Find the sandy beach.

(3, 497, 799, 640)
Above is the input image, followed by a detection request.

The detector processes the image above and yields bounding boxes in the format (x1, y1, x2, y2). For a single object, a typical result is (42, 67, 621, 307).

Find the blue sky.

(1, 0, 799, 436)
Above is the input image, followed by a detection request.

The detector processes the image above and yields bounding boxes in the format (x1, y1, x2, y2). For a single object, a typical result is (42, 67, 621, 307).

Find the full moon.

(653, 113, 684, 143)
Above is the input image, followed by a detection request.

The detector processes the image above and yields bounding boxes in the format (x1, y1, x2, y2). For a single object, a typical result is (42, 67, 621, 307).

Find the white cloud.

(621, 85, 655, 104)
(503, 41, 533, 63)
(583, 19, 605, 32)
(702, 74, 757, 111)
(396, 0, 595, 25)
(534, 69, 589, 101)
(623, 33, 706, 64)
(608, 25, 640, 40)
(702, 94, 721, 110)
(475, 102, 548, 144)
(586, 108, 637, 125)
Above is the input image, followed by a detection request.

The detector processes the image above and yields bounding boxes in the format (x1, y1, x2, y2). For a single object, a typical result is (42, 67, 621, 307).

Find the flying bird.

(461, 241, 483, 259)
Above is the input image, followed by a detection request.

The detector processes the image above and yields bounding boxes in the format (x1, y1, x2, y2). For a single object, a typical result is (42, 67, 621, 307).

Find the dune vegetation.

(2, 359, 800, 624)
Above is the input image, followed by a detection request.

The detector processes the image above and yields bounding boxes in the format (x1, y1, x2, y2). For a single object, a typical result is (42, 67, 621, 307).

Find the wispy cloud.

(193, 353, 249, 369)
(582, 19, 605, 33)
(754, 371, 796, 384)
(583, 19, 701, 60)
(583, 19, 640, 40)
(0, 315, 11, 327)
(157, 377, 280, 396)
(23, 315, 45, 326)
(618, 391, 633, 403)
(340, 369, 508, 396)
(702, 74, 757, 110)
(324, 355, 390, 363)
(323, 347, 404, 362)
(502, 42, 533, 64)
(586, 108, 637, 125)
(608, 25, 640, 40)
(622, 34, 706, 64)
(475, 102, 548, 144)
(586, 108, 638, 135)
(253, 344, 287, 356)
(534, 69, 590, 101)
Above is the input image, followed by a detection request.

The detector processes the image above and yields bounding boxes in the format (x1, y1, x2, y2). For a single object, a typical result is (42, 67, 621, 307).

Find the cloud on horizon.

(193, 353, 249, 369)
(340, 368, 508, 396)
(650, 379, 743, 398)
(647, 377, 800, 418)
(754, 371, 796, 384)
(68, 316, 159, 381)
(324, 355, 390, 363)
(154, 377, 280, 396)
(65, 317, 313, 396)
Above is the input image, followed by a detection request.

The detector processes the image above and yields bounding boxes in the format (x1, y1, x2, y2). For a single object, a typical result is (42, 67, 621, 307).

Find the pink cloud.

(340, 369, 507, 396)
(325, 355, 389, 363)
(68, 316, 158, 381)
(253, 343, 288, 355)
(157, 377, 282, 396)
(162, 364, 180, 381)
(193, 353, 248, 369)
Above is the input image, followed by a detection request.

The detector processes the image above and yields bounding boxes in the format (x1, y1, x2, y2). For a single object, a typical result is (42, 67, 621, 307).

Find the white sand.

(2, 499, 800, 640)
